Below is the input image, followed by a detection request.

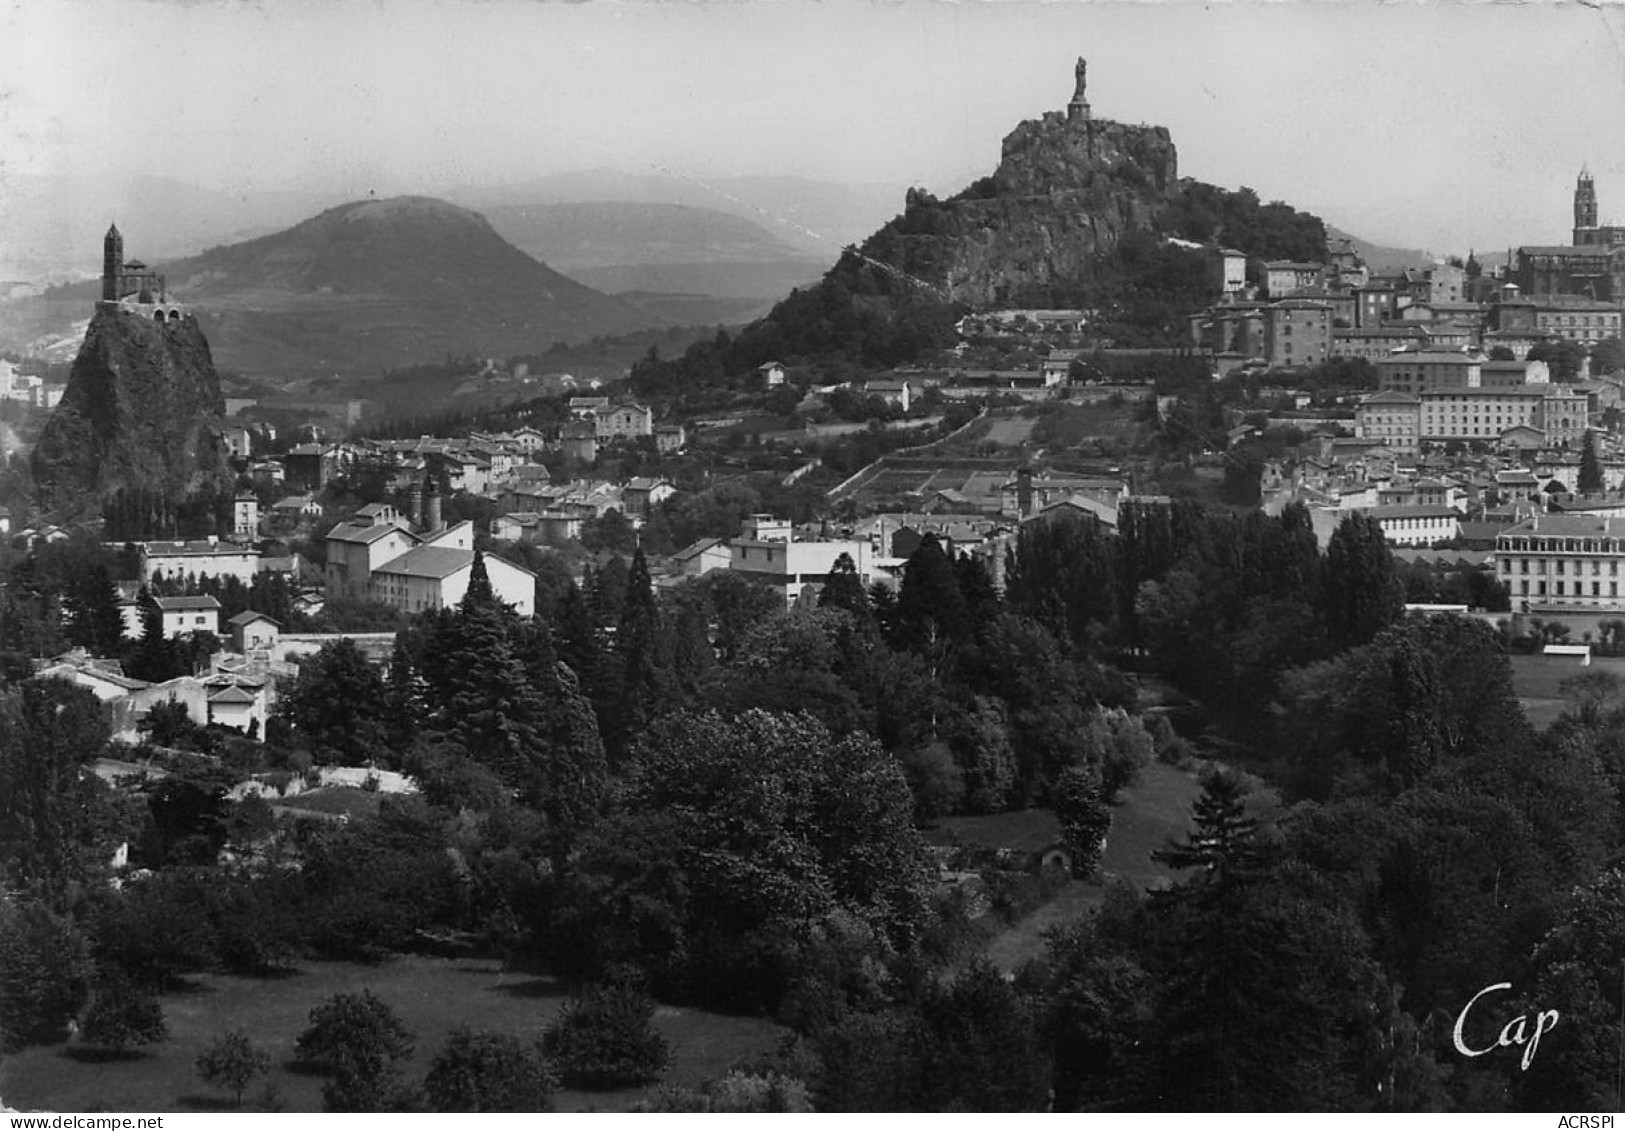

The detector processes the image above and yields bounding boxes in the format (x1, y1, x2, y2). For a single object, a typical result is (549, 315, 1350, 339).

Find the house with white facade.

(154, 595, 222, 638)
(369, 544, 536, 617)
(729, 514, 873, 606)
(324, 512, 421, 600)
(137, 539, 262, 585)
(1367, 505, 1461, 547)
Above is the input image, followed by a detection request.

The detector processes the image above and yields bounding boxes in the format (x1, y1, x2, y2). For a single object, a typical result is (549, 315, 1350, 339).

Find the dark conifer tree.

(819, 552, 871, 619)
(385, 632, 426, 747)
(1579, 429, 1605, 495)
(461, 550, 497, 612)
(551, 580, 601, 697)
(953, 552, 1000, 629)
(895, 534, 968, 651)
(66, 566, 126, 655)
(610, 548, 668, 764)
(589, 557, 629, 630)
(127, 587, 178, 683)
(1153, 769, 1273, 891)
(534, 661, 608, 867)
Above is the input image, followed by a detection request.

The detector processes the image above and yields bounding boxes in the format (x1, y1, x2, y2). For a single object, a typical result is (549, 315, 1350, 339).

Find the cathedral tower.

(102, 224, 124, 303)
(1575, 168, 1599, 243)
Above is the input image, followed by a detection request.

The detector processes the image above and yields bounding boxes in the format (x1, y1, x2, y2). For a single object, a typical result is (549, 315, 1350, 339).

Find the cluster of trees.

(101, 484, 237, 543)
(1161, 182, 1330, 265)
(183, 985, 669, 1112)
(13, 482, 1625, 1110)
(1008, 501, 1418, 728)
(1395, 557, 1511, 612)
(0, 532, 305, 687)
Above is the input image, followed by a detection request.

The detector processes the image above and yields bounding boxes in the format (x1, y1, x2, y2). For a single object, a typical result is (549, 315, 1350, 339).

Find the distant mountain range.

(447, 170, 908, 260)
(478, 200, 827, 312)
(0, 172, 882, 348)
(22, 197, 656, 379)
(0, 174, 345, 282)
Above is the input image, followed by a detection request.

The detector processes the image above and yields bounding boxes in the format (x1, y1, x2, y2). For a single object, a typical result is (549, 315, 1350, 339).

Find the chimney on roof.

(424, 474, 443, 533)
(407, 479, 424, 529)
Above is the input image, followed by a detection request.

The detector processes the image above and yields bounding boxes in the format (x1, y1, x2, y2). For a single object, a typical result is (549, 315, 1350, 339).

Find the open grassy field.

(1026, 400, 1149, 454)
(1508, 653, 1625, 730)
(979, 415, 1037, 448)
(0, 956, 787, 1114)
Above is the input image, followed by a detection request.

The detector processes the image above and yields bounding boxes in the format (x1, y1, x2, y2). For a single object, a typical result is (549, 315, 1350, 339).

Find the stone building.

(1513, 170, 1625, 301)
(100, 224, 187, 324)
(1495, 513, 1625, 612)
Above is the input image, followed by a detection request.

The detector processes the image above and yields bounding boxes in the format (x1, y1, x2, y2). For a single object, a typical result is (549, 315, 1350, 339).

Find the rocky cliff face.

(857, 113, 1180, 308)
(32, 309, 234, 515)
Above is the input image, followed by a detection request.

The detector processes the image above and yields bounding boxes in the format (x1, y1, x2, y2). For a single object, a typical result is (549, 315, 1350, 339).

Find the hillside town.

(10, 43, 1625, 1117)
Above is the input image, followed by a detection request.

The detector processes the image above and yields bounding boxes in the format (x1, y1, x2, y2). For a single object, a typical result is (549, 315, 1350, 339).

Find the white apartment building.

(1496, 514, 1625, 611)
(1367, 505, 1461, 547)
(729, 514, 874, 606)
(137, 539, 262, 585)
(369, 545, 536, 617)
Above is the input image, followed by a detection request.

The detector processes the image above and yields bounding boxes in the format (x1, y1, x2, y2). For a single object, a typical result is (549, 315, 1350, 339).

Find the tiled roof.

(374, 545, 474, 580)
(674, 537, 725, 562)
(1377, 351, 1477, 364)
(1368, 505, 1462, 519)
(155, 595, 221, 611)
(1519, 245, 1607, 258)
(1503, 514, 1625, 537)
(143, 540, 258, 556)
(326, 520, 413, 546)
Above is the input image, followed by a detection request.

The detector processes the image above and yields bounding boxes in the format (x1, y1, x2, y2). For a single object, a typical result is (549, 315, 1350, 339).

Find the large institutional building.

(1495, 514, 1625, 611)
(324, 491, 536, 616)
(1356, 353, 1588, 453)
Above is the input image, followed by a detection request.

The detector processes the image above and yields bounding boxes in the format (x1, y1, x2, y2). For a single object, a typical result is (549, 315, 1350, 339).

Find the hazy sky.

(5, 0, 1625, 256)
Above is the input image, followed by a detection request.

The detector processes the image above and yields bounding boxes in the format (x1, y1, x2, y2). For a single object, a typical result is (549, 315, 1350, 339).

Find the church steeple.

(102, 223, 124, 302)
(1575, 167, 1599, 240)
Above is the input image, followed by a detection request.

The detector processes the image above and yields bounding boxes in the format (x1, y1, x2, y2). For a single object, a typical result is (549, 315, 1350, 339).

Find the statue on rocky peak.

(1068, 57, 1092, 122)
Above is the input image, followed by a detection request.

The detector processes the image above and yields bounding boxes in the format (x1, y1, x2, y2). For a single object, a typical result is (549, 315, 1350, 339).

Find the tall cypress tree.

(385, 632, 426, 748)
(611, 548, 668, 763)
(1579, 429, 1605, 495)
(895, 534, 968, 651)
(461, 550, 497, 612)
(67, 566, 126, 655)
